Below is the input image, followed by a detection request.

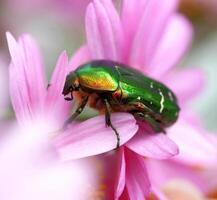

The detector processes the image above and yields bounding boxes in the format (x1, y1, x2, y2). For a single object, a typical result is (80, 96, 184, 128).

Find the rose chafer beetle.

(62, 60, 180, 148)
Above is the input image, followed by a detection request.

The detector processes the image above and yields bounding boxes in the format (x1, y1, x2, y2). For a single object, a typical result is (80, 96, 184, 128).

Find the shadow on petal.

(54, 113, 138, 160)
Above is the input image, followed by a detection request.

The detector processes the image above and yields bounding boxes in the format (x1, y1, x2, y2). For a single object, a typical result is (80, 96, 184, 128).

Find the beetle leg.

(104, 99, 120, 149)
(143, 114, 166, 134)
(63, 96, 89, 129)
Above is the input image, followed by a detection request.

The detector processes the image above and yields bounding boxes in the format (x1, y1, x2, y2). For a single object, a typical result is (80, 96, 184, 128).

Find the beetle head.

(62, 72, 79, 100)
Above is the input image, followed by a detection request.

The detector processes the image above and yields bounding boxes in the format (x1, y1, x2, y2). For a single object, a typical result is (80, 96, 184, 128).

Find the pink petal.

(163, 69, 205, 104)
(119, 188, 130, 200)
(7, 32, 46, 122)
(149, 14, 193, 78)
(125, 149, 151, 199)
(68, 45, 91, 72)
(95, 149, 126, 199)
(130, 0, 178, 70)
(115, 149, 126, 200)
(121, 0, 148, 61)
(151, 186, 168, 200)
(46, 51, 70, 121)
(9, 64, 32, 124)
(55, 113, 138, 160)
(100, 0, 123, 60)
(126, 124, 179, 159)
(146, 159, 206, 193)
(18, 34, 46, 110)
(85, 0, 122, 60)
(168, 117, 217, 166)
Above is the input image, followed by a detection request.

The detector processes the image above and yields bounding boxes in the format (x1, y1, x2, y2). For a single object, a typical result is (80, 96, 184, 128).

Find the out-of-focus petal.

(149, 15, 193, 78)
(126, 125, 179, 159)
(0, 123, 93, 200)
(7, 32, 46, 123)
(46, 51, 70, 123)
(85, 0, 122, 60)
(121, 0, 148, 61)
(206, 133, 217, 146)
(115, 149, 126, 200)
(151, 186, 168, 200)
(0, 57, 9, 118)
(119, 188, 130, 200)
(95, 150, 126, 200)
(55, 113, 138, 160)
(168, 117, 217, 166)
(146, 159, 206, 194)
(163, 69, 205, 104)
(69, 45, 91, 72)
(130, 0, 178, 69)
(162, 180, 205, 200)
(125, 149, 151, 199)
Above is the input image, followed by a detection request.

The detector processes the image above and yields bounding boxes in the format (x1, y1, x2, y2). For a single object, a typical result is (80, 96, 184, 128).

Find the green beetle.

(62, 60, 180, 148)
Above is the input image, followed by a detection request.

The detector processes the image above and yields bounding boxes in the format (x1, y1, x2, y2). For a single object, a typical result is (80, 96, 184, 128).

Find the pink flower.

(56, 0, 217, 199)
(5, 32, 105, 199)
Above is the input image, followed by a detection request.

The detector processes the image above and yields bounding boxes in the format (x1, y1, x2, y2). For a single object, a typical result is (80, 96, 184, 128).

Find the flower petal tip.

(127, 131, 179, 159)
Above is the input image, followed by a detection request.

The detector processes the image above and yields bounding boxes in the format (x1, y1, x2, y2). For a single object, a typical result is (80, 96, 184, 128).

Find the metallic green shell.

(75, 61, 119, 92)
(116, 66, 179, 126)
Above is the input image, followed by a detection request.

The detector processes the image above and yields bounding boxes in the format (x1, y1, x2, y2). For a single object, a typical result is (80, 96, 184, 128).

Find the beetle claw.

(64, 97, 73, 101)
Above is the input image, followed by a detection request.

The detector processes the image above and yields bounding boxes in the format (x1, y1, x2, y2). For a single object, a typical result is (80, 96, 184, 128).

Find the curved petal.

(115, 149, 126, 200)
(163, 69, 205, 104)
(126, 124, 179, 159)
(7, 32, 46, 123)
(9, 63, 32, 124)
(149, 14, 193, 78)
(125, 149, 151, 199)
(85, 0, 122, 60)
(55, 113, 138, 160)
(168, 117, 217, 166)
(46, 51, 70, 121)
(121, 0, 148, 61)
(130, 0, 178, 70)
(69, 45, 91, 72)
(18, 34, 46, 110)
